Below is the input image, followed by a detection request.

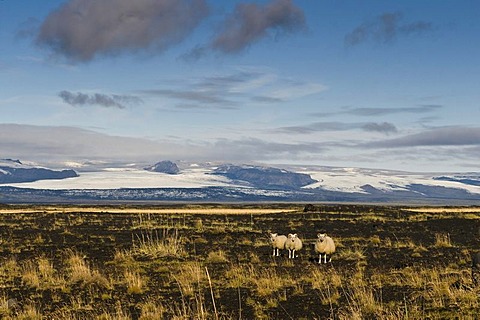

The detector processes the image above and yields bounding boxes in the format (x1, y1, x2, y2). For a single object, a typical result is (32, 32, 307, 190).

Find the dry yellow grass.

(0, 206, 297, 215)
(403, 207, 480, 213)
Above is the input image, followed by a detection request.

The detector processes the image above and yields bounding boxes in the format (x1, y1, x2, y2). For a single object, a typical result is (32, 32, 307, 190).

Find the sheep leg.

(288, 249, 292, 259)
(293, 249, 296, 258)
(318, 254, 322, 264)
(273, 248, 276, 256)
(324, 254, 327, 264)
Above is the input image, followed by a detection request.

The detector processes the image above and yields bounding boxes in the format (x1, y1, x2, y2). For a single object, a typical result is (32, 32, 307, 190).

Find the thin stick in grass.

(205, 266, 218, 320)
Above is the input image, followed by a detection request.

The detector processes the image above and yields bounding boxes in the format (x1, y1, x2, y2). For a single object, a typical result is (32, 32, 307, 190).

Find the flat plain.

(0, 203, 479, 319)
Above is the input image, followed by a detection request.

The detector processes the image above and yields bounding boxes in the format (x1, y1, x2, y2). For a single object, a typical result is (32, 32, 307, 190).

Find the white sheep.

(285, 233, 303, 258)
(270, 233, 287, 257)
(315, 233, 336, 264)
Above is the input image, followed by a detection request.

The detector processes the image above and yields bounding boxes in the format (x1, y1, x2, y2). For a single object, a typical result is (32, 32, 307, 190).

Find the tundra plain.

(1, 204, 479, 319)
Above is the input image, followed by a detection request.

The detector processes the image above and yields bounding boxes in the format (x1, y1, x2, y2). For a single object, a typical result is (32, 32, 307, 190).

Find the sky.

(1, 0, 480, 173)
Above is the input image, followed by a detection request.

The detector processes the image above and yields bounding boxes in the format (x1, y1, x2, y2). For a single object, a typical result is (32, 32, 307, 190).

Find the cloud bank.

(364, 127, 480, 148)
(1, 124, 479, 172)
(59, 91, 142, 109)
(36, 0, 208, 62)
(0, 124, 323, 165)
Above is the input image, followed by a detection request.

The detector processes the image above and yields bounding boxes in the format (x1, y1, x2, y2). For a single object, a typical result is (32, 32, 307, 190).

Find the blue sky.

(1, 0, 479, 172)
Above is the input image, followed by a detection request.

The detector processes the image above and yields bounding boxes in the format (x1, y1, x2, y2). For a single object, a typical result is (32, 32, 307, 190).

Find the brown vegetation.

(0, 204, 479, 319)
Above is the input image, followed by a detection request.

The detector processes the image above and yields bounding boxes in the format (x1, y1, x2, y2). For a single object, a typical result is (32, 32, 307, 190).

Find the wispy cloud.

(345, 105, 441, 116)
(142, 89, 237, 108)
(362, 126, 480, 148)
(274, 121, 397, 135)
(257, 81, 327, 101)
(59, 91, 143, 109)
(345, 12, 433, 47)
(36, 0, 208, 62)
(313, 105, 442, 118)
(141, 69, 325, 109)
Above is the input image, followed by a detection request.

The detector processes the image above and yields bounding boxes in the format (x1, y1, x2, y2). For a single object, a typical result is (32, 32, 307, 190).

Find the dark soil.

(1, 204, 479, 319)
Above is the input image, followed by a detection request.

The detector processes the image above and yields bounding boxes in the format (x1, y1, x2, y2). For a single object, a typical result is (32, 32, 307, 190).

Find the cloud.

(211, 0, 306, 54)
(36, 0, 208, 62)
(142, 89, 237, 108)
(363, 126, 480, 148)
(345, 12, 433, 47)
(59, 91, 143, 109)
(362, 122, 398, 134)
(211, 137, 325, 161)
(256, 81, 327, 101)
(141, 69, 324, 109)
(345, 105, 441, 116)
(312, 105, 442, 118)
(0, 124, 325, 165)
(274, 121, 397, 135)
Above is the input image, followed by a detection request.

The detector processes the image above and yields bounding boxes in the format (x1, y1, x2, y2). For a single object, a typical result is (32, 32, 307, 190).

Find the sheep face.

(317, 233, 327, 243)
(287, 233, 298, 243)
(270, 233, 278, 243)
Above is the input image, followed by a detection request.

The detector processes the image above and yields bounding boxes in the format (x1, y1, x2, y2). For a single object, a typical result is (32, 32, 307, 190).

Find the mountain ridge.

(1, 159, 479, 203)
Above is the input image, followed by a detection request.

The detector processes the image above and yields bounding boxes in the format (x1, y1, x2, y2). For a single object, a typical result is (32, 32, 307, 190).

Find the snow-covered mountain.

(0, 159, 78, 184)
(1, 160, 479, 203)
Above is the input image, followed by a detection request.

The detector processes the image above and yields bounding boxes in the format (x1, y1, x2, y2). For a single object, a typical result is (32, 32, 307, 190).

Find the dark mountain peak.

(213, 164, 316, 189)
(1, 158, 23, 165)
(145, 160, 180, 175)
(0, 160, 78, 184)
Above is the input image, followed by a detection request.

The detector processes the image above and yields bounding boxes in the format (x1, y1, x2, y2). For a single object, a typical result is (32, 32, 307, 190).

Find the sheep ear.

(294, 233, 297, 237)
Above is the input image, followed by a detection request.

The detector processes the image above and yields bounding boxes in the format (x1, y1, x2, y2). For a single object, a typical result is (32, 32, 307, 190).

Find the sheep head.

(288, 233, 298, 242)
(317, 233, 327, 243)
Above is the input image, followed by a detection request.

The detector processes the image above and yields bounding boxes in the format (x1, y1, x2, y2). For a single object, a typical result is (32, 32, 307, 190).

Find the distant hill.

(144, 160, 180, 174)
(212, 164, 316, 189)
(0, 159, 78, 184)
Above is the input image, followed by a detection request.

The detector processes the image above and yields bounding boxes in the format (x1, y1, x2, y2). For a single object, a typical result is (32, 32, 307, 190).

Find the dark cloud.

(274, 121, 397, 135)
(275, 122, 356, 134)
(363, 127, 480, 148)
(212, 0, 306, 54)
(362, 122, 397, 134)
(36, 0, 208, 62)
(59, 91, 142, 109)
(346, 105, 441, 116)
(345, 12, 433, 47)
